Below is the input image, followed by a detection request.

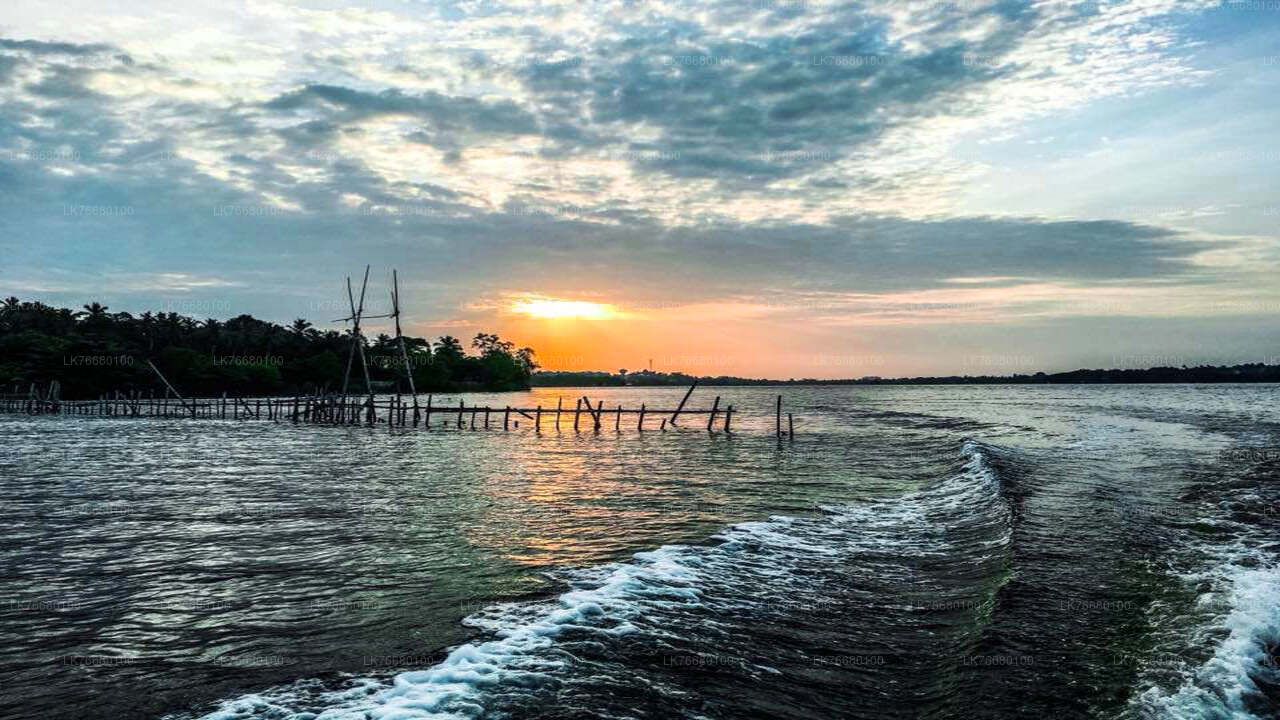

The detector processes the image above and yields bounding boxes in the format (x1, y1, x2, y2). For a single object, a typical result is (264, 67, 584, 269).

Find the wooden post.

(724, 405, 733, 433)
(660, 418, 667, 432)
(574, 399, 581, 432)
(669, 380, 698, 426)
(775, 395, 782, 438)
(470, 407, 476, 430)
(390, 270, 420, 425)
(707, 396, 720, 432)
(144, 359, 195, 417)
(535, 405, 542, 433)
(581, 396, 601, 431)
(457, 400, 464, 429)
(594, 400, 603, 431)
(615, 404, 621, 432)
(638, 403, 646, 431)
(425, 394, 432, 429)
(503, 406, 510, 431)
(485, 407, 491, 429)
(556, 397, 562, 431)
(788, 413, 794, 440)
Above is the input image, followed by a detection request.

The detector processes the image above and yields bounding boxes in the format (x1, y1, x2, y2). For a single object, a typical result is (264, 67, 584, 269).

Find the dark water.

(2, 385, 1278, 720)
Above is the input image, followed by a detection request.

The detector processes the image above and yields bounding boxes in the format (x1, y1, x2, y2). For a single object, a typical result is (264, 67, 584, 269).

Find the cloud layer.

(1, 0, 1276, 373)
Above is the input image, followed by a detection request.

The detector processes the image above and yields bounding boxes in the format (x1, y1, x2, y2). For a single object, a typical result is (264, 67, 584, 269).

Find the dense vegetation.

(534, 365, 1280, 386)
(0, 298, 537, 399)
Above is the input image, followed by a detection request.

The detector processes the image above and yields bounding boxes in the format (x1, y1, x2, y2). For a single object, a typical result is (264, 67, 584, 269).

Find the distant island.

(0, 298, 537, 399)
(533, 365, 1280, 387)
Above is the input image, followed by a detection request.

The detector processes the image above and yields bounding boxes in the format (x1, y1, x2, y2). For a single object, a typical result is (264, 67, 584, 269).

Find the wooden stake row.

(0, 391, 758, 434)
(2, 383, 797, 438)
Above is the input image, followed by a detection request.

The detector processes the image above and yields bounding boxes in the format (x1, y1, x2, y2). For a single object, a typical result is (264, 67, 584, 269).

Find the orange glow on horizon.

(510, 298, 619, 319)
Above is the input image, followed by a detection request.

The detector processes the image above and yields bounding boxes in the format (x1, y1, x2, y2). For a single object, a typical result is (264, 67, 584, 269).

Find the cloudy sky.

(1, 0, 1277, 377)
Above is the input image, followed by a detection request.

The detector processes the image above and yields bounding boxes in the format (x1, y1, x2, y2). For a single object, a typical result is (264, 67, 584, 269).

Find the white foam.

(1135, 551, 1280, 719)
(188, 442, 1008, 720)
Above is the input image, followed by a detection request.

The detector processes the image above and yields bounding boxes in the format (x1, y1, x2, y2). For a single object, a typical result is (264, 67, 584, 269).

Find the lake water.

(1, 385, 1278, 719)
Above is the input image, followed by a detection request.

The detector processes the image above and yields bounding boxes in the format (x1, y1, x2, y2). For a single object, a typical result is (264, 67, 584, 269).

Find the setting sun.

(511, 298, 618, 319)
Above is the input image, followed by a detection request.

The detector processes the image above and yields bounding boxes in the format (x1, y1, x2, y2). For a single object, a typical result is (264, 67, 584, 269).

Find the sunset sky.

(2, 0, 1277, 378)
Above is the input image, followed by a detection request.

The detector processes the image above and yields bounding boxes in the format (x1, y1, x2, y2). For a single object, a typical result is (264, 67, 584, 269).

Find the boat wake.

(185, 441, 1014, 720)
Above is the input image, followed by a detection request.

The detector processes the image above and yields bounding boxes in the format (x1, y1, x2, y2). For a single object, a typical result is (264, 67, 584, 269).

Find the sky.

(1, 0, 1277, 378)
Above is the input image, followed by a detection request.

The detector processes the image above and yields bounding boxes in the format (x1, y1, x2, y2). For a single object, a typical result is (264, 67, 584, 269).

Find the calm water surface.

(1, 385, 1278, 719)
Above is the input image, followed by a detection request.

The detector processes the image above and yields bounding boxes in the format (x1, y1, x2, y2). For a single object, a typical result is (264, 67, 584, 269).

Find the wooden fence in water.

(0, 382, 798, 437)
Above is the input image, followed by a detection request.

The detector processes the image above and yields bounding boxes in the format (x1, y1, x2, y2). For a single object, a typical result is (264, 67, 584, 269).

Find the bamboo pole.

(615, 404, 621, 432)
(340, 278, 358, 397)
(669, 380, 698, 426)
(535, 405, 542, 433)
(707, 396, 720, 432)
(724, 405, 733, 433)
(144, 359, 195, 416)
(574, 399, 581, 432)
(775, 395, 782, 437)
(425, 394, 432, 429)
(788, 413, 794, 439)
(355, 267, 373, 395)
(390, 270, 419, 424)
(638, 403, 646, 431)
(503, 406, 510, 431)
(581, 396, 602, 431)
(556, 397, 562, 431)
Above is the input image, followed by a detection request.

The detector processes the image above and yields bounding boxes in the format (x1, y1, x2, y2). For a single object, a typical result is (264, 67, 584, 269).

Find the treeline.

(0, 298, 537, 399)
(531, 370, 747, 387)
(534, 365, 1280, 387)
(872, 365, 1280, 385)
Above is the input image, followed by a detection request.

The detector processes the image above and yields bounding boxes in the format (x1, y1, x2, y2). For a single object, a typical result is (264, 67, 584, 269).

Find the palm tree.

(434, 335, 464, 362)
(289, 318, 312, 335)
(78, 302, 109, 320)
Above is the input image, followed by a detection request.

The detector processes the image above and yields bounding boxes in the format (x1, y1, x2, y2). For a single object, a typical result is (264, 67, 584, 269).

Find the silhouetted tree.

(0, 298, 537, 398)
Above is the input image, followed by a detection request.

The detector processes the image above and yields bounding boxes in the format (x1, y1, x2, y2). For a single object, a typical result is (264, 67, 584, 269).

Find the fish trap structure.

(1, 267, 800, 438)
(2, 382, 798, 439)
